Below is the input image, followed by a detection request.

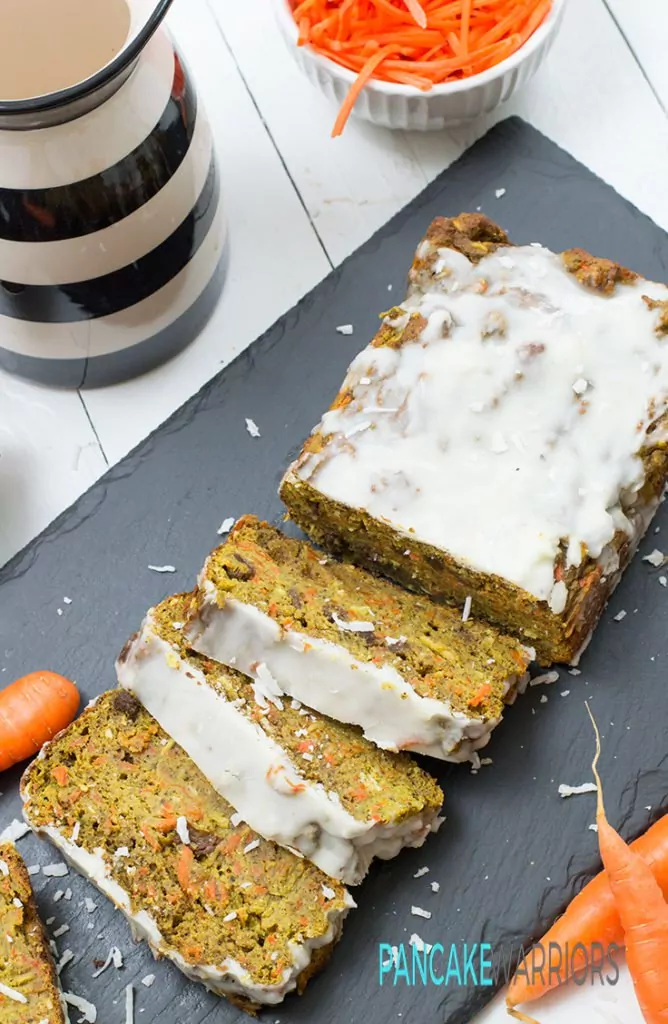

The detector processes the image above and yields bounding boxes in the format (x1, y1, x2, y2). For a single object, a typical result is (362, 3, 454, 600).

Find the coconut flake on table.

(53, 924, 70, 938)
(569, 667, 582, 676)
(462, 596, 472, 622)
(331, 612, 374, 633)
(0, 819, 31, 843)
(0, 982, 28, 1003)
(57, 949, 74, 974)
(84, 898, 97, 913)
(660, 576, 668, 588)
(558, 782, 598, 799)
(613, 609, 627, 622)
(529, 671, 560, 688)
(336, 324, 354, 335)
(141, 975, 155, 988)
(540, 695, 549, 704)
(411, 906, 432, 920)
(92, 946, 123, 978)
(413, 867, 429, 879)
(245, 418, 261, 438)
(125, 984, 134, 1024)
(217, 517, 236, 536)
(643, 549, 666, 567)
(495, 187, 506, 198)
(147, 565, 176, 574)
(43, 863, 68, 878)
(409, 934, 433, 954)
(27, 865, 40, 875)
(176, 817, 190, 846)
(64, 888, 72, 900)
(589, 823, 599, 833)
(430, 881, 440, 893)
(64, 991, 97, 1023)
(64, 596, 72, 604)
(560, 690, 571, 697)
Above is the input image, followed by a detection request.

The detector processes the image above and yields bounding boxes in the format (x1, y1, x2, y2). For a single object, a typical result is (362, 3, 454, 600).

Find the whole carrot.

(589, 708, 668, 1024)
(506, 814, 668, 1011)
(0, 672, 79, 771)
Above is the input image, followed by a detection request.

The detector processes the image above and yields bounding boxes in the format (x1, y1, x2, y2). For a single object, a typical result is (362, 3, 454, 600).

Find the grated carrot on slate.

(289, 0, 552, 135)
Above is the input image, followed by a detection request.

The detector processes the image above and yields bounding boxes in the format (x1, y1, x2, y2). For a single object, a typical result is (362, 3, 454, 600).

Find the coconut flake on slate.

(331, 612, 374, 633)
(549, 581, 568, 614)
(462, 596, 472, 622)
(660, 576, 668, 587)
(217, 517, 236, 536)
(92, 946, 123, 978)
(125, 985, 134, 1024)
(430, 881, 440, 893)
(141, 975, 155, 988)
(84, 898, 97, 913)
(53, 924, 70, 938)
(43, 863, 68, 877)
(64, 596, 72, 605)
(589, 823, 599, 833)
(245, 418, 261, 438)
(63, 992, 97, 1023)
(530, 671, 560, 687)
(643, 549, 665, 567)
(64, 888, 72, 900)
(27, 865, 40, 876)
(336, 324, 354, 335)
(147, 565, 176, 574)
(540, 695, 549, 704)
(495, 187, 506, 198)
(409, 934, 433, 954)
(176, 817, 190, 846)
(558, 782, 597, 799)
(0, 982, 27, 1003)
(57, 949, 74, 974)
(0, 819, 30, 843)
(613, 610, 627, 622)
(411, 906, 432, 920)
(413, 867, 429, 878)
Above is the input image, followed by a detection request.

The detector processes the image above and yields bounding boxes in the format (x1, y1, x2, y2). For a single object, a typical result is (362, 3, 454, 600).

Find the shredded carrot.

(289, 0, 553, 136)
(52, 765, 69, 787)
(177, 845, 194, 892)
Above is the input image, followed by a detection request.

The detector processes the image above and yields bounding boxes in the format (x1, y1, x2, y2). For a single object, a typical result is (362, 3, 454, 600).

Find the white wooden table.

(1, 1, 665, 1019)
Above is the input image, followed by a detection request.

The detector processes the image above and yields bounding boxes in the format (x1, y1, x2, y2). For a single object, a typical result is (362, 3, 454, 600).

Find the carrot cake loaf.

(21, 691, 354, 1010)
(0, 841, 66, 1023)
(280, 213, 668, 663)
(185, 517, 532, 762)
(117, 595, 443, 884)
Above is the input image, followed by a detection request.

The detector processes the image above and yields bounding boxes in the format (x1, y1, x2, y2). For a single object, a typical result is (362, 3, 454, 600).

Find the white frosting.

(187, 586, 525, 761)
(116, 615, 440, 883)
(290, 243, 668, 603)
(21, 817, 351, 1006)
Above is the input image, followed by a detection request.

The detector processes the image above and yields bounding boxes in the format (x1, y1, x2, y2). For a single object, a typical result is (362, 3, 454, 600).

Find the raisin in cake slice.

(21, 691, 353, 1011)
(185, 516, 531, 762)
(117, 595, 444, 885)
(280, 213, 668, 663)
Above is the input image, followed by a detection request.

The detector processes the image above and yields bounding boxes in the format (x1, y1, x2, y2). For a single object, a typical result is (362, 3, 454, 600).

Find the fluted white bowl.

(274, 0, 567, 131)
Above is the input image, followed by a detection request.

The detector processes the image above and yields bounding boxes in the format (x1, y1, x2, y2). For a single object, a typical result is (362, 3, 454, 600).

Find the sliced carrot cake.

(0, 841, 66, 1023)
(117, 595, 444, 885)
(280, 213, 668, 663)
(185, 517, 532, 761)
(21, 691, 353, 1011)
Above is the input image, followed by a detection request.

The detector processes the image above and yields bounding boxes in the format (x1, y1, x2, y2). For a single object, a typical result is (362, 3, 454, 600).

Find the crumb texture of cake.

(0, 842, 66, 1023)
(280, 214, 668, 662)
(21, 692, 353, 1009)
(117, 597, 443, 884)
(186, 517, 531, 761)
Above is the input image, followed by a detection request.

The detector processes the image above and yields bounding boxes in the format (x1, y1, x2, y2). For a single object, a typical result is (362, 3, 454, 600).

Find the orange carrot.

(589, 708, 668, 1024)
(177, 845, 194, 892)
(507, 711, 668, 1020)
(290, 0, 552, 135)
(0, 671, 79, 771)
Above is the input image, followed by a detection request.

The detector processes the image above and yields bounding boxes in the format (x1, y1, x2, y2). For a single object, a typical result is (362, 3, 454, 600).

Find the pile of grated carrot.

(290, 0, 552, 136)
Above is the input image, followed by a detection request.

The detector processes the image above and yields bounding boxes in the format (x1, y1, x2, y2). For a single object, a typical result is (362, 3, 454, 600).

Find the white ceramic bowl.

(274, 0, 567, 131)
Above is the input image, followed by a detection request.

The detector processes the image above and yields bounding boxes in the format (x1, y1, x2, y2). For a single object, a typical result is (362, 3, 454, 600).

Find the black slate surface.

(2, 117, 668, 1024)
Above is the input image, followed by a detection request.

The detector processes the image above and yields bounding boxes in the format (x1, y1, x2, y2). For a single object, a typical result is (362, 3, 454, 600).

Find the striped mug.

(0, 0, 225, 388)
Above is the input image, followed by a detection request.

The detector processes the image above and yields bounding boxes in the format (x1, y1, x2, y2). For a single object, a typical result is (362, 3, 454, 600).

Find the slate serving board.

(2, 117, 668, 1024)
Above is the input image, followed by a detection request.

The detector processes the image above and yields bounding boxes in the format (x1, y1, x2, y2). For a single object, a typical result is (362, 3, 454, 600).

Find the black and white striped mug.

(0, 0, 225, 388)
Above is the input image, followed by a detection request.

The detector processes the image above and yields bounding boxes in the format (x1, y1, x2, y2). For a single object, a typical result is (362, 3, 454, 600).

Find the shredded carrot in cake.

(289, 0, 552, 135)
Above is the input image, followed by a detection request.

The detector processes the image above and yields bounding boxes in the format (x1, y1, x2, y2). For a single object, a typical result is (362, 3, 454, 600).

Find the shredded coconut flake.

(409, 933, 433, 953)
(613, 609, 627, 622)
(322, 885, 336, 900)
(0, 820, 30, 843)
(243, 839, 260, 854)
(558, 782, 598, 799)
(53, 924, 70, 938)
(43, 863, 68, 877)
(147, 565, 176, 574)
(63, 992, 97, 1023)
(549, 581, 568, 614)
(0, 860, 8, 877)
(589, 823, 599, 833)
(660, 576, 667, 588)
(92, 946, 123, 978)
(643, 548, 665, 567)
(245, 418, 261, 438)
(430, 881, 440, 893)
(530, 671, 560, 687)
(217, 517, 236, 536)
(141, 974, 155, 988)
(495, 187, 506, 198)
(176, 817, 190, 846)
(114, 847, 130, 859)
(413, 866, 429, 878)
(27, 865, 40, 876)
(252, 663, 285, 710)
(411, 906, 432, 919)
(57, 949, 74, 974)
(71, 822, 80, 843)
(84, 898, 97, 913)
(125, 984, 134, 1024)
(223, 911, 237, 922)
(462, 596, 472, 622)
(64, 596, 72, 605)
(0, 982, 27, 1003)
(336, 324, 354, 335)
(331, 611, 374, 633)
(572, 378, 589, 396)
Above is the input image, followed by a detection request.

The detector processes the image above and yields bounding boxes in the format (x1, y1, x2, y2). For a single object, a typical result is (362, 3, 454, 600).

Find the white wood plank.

(82, 0, 331, 466)
(0, 369, 107, 568)
(606, 0, 668, 112)
(412, 0, 668, 237)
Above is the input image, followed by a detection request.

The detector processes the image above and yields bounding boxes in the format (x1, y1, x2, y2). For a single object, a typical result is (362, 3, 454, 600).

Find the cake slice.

(117, 595, 444, 884)
(185, 517, 532, 762)
(280, 213, 668, 664)
(21, 691, 353, 1011)
(0, 841, 66, 1022)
